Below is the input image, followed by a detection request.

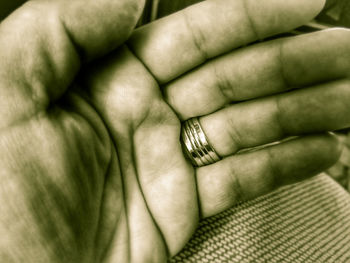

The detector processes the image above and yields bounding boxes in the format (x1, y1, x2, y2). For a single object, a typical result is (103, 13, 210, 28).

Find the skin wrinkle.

(224, 107, 242, 153)
(60, 90, 111, 151)
(133, 110, 192, 257)
(32, 180, 80, 261)
(212, 60, 234, 104)
(54, 112, 107, 240)
(160, 84, 178, 119)
(0, 120, 86, 261)
(131, 127, 171, 259)
(107, 148, 131, 263)
(60, 0, 145, 60)
(109, 131, 136, 263)
(277, 39, 291, 90)
(119, 155, 133, 263)
(242, 0, 261, 41)
(60, 116, 101, 203)
(24, 165, 74, 261)
(8, 98, 110, 262)
(132, 91, 198, 254)
(182, 8, 209, 61)
(25, 1, 79, 91)
(112, 129, 167, 261)
(89, 46, 162, 132)
(25, 43, 52, 113)
(60, 15, 85, 63)
(265, 146, 281, 191)
(126, 44, 160, 91)
(134, 127, 182, 188)
(109, 141, 132, 263)
(0, 2, 80, 127)
(132, 90, 161, 133)
(227, 159, 246, 203)
(93, 150, 114, 262)
(273, 95, 289, 139)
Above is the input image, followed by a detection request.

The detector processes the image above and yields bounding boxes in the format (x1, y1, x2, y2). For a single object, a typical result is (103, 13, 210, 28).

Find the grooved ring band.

(181, 117, 221, 167)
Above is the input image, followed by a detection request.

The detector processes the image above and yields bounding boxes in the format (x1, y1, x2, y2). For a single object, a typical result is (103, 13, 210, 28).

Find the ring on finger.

(181, 117, 221, 167)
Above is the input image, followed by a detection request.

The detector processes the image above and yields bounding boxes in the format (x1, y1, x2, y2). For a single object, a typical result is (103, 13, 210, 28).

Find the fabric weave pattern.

(170, 174, 350, 262)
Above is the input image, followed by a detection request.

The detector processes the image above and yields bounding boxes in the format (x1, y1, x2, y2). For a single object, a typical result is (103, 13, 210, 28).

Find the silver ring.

(181, 117, 221, 167)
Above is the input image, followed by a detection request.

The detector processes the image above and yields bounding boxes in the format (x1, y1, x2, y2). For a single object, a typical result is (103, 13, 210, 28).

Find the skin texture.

(0, 0, 349, 262)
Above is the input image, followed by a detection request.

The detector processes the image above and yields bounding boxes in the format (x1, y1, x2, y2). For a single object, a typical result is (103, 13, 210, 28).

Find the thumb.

(0, 0, 144, 127)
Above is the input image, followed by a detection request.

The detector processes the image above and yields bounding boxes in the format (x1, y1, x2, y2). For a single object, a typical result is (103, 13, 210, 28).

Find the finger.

(165, 28, 350, 119)
(199, 79, 350, 157)
(84, 47, 198, 257)
(128, 0, 325, 83)
(197, 134, 342, 217)
(134, 105, 198, 256)
(0, 0, 144, 128)
(85, 47, 172, 261)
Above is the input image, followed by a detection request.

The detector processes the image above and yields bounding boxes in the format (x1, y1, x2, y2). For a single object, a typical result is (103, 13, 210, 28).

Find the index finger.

(128, 0, 325, 83)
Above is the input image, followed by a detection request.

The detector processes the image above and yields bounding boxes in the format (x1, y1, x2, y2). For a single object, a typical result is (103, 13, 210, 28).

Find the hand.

(0, 0, 349, 262)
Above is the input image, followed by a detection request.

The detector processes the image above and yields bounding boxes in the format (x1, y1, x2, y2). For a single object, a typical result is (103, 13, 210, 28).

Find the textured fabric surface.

(169, 174, 350, 262)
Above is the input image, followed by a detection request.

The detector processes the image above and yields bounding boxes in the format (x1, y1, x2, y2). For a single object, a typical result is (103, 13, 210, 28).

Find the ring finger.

(184, 79, 350, 217)
(199, 78, 350, 157)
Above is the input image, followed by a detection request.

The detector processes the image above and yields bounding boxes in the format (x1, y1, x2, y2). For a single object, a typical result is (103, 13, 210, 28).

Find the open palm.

(2, 0, 350, 262)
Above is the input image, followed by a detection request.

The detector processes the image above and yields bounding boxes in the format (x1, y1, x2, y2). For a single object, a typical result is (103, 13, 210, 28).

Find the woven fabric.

(169, 174, 350, 263)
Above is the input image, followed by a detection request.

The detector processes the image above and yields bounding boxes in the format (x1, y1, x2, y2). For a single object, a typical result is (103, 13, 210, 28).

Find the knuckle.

(241, 0, 260, 40)
(224, 109, 243, 148)
(182, 9, 209, 60)
(265, 147, 280, 185)
(273, 95, 288, 137)
(18, 1, 52, 22)
(211, 62, 234, 101)
(226, 163, 247, 202)
(118, 0, 145, 29)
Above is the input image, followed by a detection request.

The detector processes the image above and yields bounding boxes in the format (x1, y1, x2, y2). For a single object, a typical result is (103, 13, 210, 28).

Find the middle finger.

(164, 29, 350, 119)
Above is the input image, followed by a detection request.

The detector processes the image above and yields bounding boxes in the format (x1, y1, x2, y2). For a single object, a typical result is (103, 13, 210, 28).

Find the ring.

(181, 117, 221, 167)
